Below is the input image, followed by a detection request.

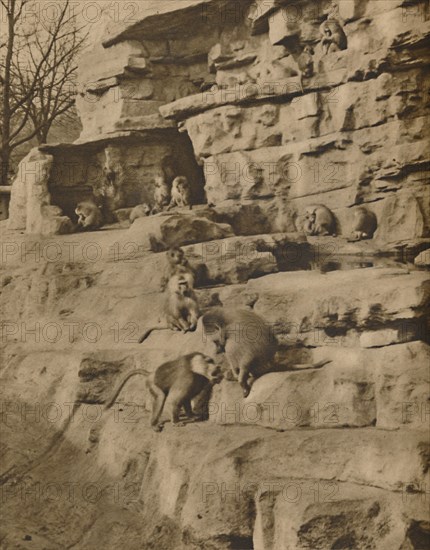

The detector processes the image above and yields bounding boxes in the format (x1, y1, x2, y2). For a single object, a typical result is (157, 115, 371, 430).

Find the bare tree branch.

(0, 0, 88, 182)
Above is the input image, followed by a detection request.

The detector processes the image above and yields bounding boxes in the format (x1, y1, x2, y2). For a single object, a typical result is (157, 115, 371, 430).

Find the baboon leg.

(177, 316, 192, 332)
(228, 357, 240, 380)
(169, 391, 187, 427)
(192, 383, 212, 421)
(238, 362, 253, 398)
(148, 383, 167, 432)
(168, 311, 189, 332)
(315, 224, 329, 236)
(166, 315, 184, 331)
(174, 319, 189, 332)
(183, 400, 194, 418)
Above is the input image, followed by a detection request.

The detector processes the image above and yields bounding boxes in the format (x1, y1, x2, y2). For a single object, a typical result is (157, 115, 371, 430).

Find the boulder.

(7, 148, 73, 235)
(375, 191, 429, 245)
(184, 233, 311, 285)
(8, 148, 53, 231)
(119, 213, 234, 253)
(415, 249, 430, 267)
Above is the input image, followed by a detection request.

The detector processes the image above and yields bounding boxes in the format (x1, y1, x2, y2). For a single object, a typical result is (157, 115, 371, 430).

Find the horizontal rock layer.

(2, 0, 430, 548)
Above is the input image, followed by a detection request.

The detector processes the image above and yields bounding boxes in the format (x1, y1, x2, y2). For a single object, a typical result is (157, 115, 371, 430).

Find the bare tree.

(0, 0, 87, 184)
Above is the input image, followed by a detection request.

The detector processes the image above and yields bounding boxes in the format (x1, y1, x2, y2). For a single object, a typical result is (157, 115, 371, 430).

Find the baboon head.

(305, 207, 317, 223)
(167, 247, 185, 266)
(170, 274, 193, 297)
(155, 175, 167, 188)
(191, 354, 223, 383)
(202, 316, 227, 354)
(174, 176, 189, 191)
(139, 204, 151, 216)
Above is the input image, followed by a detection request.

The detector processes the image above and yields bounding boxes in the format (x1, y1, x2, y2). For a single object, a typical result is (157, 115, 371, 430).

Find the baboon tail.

(139, 326, 169, 343)
(286, 359, 332, 371)
(104, 368, 150, 409)
(311, 359, 332, 369)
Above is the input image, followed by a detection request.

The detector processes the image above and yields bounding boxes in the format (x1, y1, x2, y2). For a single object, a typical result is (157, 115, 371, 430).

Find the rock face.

(6, 0, 430, 244)
(1, 1, 430, 549)
(123, 212, 234, 252)
(7, 148, 74, 235)
(1, 228, 429, 549)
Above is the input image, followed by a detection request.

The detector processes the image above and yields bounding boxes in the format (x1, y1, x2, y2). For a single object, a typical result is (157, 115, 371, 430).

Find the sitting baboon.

(303, 205, 336, 236)
(297, 45, 315, 78)
(139, 274, 200, 343)
(160, 247, 196, 291)
(130, 203, 151, 223)
(152, 175, 171, 214)
(319, 3, 347, 56)
(348, 207, 377, 241)
(168, 176, 192, 210)
(75, 201, 104, 231)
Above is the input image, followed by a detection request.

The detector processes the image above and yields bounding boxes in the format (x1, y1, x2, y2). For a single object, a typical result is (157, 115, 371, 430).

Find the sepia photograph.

(0, 0, 429, 548)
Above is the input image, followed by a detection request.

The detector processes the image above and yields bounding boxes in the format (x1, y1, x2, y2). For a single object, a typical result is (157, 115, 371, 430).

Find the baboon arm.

(176, 317, 191, 331)
(187, 306, 199, 328)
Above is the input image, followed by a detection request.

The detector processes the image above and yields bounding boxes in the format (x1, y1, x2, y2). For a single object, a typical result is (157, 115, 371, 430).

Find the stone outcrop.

(7, 148, 74, 235)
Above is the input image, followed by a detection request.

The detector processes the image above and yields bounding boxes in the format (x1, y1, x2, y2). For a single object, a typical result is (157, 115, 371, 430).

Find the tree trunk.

(0, 148, 11, 186)
(36, 128, 50, 145)
(1, 1, 15, 185)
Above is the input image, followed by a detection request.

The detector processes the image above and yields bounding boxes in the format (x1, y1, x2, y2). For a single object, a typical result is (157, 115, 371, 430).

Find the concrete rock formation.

(1, 1, 429, 549)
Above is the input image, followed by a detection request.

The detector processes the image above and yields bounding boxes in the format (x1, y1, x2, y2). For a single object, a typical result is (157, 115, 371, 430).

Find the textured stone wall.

(157, 0, 430, 243)
(8, 0, 429, 241)
(1, 1, 429, 549)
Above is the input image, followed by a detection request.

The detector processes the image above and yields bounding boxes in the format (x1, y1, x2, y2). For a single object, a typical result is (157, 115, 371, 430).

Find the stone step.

(208, 341, 429, 431)
(240, 267, 429, 347)
(2, 341, 428, 433)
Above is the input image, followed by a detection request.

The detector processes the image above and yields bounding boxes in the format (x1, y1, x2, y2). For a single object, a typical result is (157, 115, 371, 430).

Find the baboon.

(160, 247, 196, 291)
(139, 274, 199, 343)
(202, 308, 277, 397)
(130, 203, 151, 223)
(319, 2, 347, 56)
(297, 45, 314, 78)
(168, 176, 192, 210)
(348, 207, 377, 241)
(104, 353, 223, 432)
(75, 201, 103, 231)
(152, 175, 170, 214)
(303, 205, 336, 236)
(203, 308, 331, 397)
